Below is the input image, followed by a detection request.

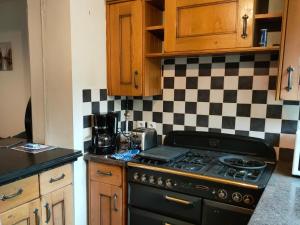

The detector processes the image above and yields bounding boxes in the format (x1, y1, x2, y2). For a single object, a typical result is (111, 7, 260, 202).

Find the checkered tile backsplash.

(82, 53, 300, 156)
(131, 53, 299, 155)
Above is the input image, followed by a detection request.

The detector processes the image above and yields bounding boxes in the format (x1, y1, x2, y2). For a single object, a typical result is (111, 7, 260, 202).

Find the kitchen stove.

(127, 131, 276, 225)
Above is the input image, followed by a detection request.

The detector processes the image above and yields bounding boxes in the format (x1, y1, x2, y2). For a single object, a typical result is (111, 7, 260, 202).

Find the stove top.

(132, 147, 272, 185)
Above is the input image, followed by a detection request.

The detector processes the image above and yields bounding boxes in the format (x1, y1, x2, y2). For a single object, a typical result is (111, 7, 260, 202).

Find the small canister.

(259, 29, 268, 47)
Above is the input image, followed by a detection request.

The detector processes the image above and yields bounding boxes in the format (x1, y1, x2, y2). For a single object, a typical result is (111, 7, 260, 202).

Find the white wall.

(0, 0, 31, 138)
(70, 0, 107, 224)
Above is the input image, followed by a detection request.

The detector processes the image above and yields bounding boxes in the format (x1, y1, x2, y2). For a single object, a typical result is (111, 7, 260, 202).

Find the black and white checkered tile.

(131, 53, 300, 155)
(82, 89, 133, 152)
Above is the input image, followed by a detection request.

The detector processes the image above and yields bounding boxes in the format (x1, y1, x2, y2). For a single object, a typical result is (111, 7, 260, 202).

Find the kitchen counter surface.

(248, 161, 300, 225)
(0, 146, 82, 186)
(84, 153, 127, 167)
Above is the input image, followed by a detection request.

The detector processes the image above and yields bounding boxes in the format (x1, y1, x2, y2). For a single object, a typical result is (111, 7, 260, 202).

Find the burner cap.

(219, 155, 267, 170)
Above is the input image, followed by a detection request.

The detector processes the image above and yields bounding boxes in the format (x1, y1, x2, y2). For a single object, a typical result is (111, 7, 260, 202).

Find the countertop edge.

(84, 153, 127, 167)
(0, 150, 82, 186)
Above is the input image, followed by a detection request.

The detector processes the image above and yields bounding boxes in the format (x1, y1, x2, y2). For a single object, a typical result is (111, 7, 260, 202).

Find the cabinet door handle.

(44, 203, 51, 224)
(134, 70, 139, 89)
(33, 208, 40, 225)
(241, 14, 249, 39)
(96, 170, 112, 176)
(49, 173, 65, 183)
(113, 194, 118, 212)
(164, 195, 193, 206)
(286, 66, 295, 91)
(0, 188, 23, 201)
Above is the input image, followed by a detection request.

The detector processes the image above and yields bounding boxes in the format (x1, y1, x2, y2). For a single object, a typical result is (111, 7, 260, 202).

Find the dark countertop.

(248, 161, 300, 225)
(0, 147, 82, 186)
(84, 153, 127, 167)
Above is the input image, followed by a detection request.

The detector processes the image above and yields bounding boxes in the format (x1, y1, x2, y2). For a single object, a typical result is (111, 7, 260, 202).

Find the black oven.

(128, 183, 253, 225)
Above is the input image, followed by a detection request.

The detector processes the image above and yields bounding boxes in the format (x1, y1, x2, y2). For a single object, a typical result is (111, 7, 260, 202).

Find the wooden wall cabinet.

(106, 0, 162, 96)
(88, 162, 126, 225)
(164, 0, 254, 52)
(277, 0, 300, 100)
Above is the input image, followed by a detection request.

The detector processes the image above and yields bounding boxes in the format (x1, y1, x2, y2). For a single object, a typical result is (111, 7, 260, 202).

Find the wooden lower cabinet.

(40, 184, 73, 225)
(89, 181, 122, 225)
(0, 199, 41, 225)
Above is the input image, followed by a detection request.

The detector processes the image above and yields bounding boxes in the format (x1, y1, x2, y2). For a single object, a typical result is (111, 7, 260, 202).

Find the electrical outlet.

(147, 121, 157, 129)
(136, 121, 146, 128)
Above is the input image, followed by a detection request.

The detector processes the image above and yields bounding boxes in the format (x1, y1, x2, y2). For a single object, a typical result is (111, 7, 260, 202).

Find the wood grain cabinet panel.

(0, 176, 39, 214)
(39, 164, 73, 196)
(165, 0, 255, 52)
(107, 0, 143, 96)
(40, 184, 73, 225)
(89, 181, 122, 225)
(89, 162, 122, 186)
(278, 0, 300, 100)
(0, 199, 41, 225)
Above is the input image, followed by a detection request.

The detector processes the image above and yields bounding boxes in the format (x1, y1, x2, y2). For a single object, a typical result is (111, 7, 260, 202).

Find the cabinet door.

(279, 0, 300, 100)
(165, 0, 254, 52)
(89, 181, 122, 225)
(41, 185, 73, 225)
(0, 199, 41, 225)
(107, 0, 143, 96)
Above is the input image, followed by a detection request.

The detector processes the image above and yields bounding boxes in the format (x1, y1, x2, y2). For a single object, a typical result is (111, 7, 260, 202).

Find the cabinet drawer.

(89, 162, 122, 186)
(39, 164, 73, 195)
(0, 198, 41, 225)
(0, 175, 39, 213)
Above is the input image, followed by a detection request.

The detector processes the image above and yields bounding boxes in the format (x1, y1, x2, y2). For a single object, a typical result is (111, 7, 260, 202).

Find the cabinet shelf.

(145, 46, 280, 58)
(255, 13, 282, 20)
(146, 25, 164, 39)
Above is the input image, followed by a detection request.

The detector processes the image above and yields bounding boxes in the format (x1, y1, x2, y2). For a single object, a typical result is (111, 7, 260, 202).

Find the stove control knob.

(218, 189, 228, 199)
(157, 177, 164, 186)
(232, 192, 242, 202)
(243, 195, 254, 205)
(149, 176, 155, 184)
(133, 172, 139, 181)
(141, 174, 147, 183)
(166, 179, 173, 188)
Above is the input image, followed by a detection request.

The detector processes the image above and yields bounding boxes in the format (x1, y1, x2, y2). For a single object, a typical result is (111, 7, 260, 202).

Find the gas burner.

(172, 162, 203, 172)
(219, 155, 267, 170)
(221, 167, 263, 181)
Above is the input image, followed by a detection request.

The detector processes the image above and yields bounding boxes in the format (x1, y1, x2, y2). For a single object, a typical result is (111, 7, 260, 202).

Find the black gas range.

(127, 131, 276, 225)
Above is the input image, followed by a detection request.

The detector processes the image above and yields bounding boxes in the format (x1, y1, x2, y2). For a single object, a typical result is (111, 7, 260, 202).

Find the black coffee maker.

(90, 112, 118, 155)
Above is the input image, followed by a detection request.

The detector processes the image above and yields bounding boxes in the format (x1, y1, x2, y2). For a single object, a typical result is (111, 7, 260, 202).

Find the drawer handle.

(134, 70, 139, 89)
(286, 66, 295, 91)
(96, 170, 112, 176)
(49, 173, 65, 183)
(165, 195, 192, 206)
(241, 14, 249, 39)
(34, 208, 40, 225)
(113, 193, 118, 212)
(0, 188, 23, 201)
(45, 203, 51, 224)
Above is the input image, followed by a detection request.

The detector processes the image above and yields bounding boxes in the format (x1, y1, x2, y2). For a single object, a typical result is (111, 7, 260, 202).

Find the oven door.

(129, 183, 202, 224)
(202, 200, 253, 225)
(129, 207, 196, 225)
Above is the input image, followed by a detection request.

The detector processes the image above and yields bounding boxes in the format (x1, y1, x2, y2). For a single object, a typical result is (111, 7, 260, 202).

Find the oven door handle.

(164, 195, 193, 206)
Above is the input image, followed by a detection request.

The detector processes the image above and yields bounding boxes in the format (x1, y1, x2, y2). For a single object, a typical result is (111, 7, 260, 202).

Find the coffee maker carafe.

(90, 112, 118, 155)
